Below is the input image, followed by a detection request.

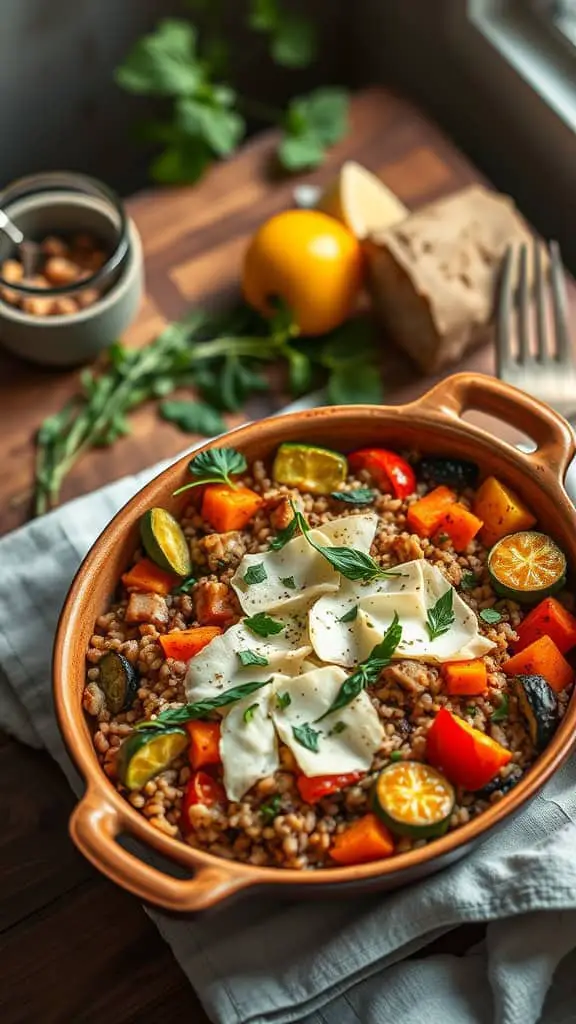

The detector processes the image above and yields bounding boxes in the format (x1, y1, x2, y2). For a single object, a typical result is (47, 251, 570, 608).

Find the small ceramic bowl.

(0, 172, 144, 367)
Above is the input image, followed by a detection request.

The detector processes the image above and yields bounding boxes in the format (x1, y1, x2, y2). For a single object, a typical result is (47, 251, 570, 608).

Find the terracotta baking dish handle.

(413, 372, 575, 483)
(70, 783, 252, 912)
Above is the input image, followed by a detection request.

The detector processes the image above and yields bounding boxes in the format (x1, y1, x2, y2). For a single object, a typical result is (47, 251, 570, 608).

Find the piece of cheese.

(220, 681, 281, 802)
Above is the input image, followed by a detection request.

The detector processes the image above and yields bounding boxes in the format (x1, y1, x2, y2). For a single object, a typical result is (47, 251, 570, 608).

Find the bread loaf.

(365, 185, 535, 373)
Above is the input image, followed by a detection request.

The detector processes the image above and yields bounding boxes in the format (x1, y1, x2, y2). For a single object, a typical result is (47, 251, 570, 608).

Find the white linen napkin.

(2, 411, 576, 1024)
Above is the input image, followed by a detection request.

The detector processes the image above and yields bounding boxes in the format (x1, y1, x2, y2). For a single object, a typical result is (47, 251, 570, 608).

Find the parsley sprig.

(426, 590, 455, 641)
(174, 446, 247, 495)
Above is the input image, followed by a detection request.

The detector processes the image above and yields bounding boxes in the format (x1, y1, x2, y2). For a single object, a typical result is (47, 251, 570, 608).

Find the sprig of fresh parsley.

(426, 590, 455, 641)
(244, 612, 284, 638)
(174, 446, 247, 495)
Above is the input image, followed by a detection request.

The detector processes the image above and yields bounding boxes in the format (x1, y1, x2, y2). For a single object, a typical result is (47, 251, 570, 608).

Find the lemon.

(317, 161, 408, 240)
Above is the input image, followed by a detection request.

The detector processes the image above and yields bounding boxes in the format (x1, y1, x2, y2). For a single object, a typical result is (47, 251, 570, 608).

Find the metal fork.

(496, 241, 576, 420)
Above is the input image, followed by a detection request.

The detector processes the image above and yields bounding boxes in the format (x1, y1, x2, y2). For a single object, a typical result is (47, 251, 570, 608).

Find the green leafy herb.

(280, 88, 349, 171)
(276, 691, 292, 711)
(330, 489, 376, 506)
(171, 575, 197, 595)
(237, 649, 269, 668)
(244, 612, 284, 638)
(243, 563, 267, 585)
(329, 721, 347, 736)
(280, 575, 296, 589)
(491, 694, 509, 722)
(260, 793, 281, 823)
(133, 677, 273, 730)
(339, 605, 358, 623)
(480, 607, 503, 625)
(426, 589, 455, 641)
(292, 722, 320, 753)
(291, 505, 400, 584)
(466, 704, 479, 717)
(389, 750, 403, 762)
(269, 517, 298, 551)
(461, 570, 479, 591)
(160, 399, 226, 435)
(243, 703, 259, 723)
(174, 446, 247, 495)
(437, 532, 451, 545)
(316, 613, 403, 721)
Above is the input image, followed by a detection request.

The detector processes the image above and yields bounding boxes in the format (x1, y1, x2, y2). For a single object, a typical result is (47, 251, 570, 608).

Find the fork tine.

(496, 245, 514, 376)
(549, 241, 571, 363)
(518, 244, 530, 364)
(534, 240, 548, 363)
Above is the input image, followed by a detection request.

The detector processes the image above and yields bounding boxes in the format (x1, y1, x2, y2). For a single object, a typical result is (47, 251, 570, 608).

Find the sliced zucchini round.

(373, 760, 455, 838)
(117, 728, 188, 790)
(99, 651, 138, 715)
(488, 531, 566, 605)
(140, 507, 192, 577)
(512, 673, 559, 752)
(272, 442, 347, 495)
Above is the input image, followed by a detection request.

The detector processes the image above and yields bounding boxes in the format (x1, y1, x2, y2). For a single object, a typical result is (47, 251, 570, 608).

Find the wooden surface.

(1, 87, 573, 1023)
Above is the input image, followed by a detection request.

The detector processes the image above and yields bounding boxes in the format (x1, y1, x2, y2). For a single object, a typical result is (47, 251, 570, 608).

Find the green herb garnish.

(160, 399, 226, 436)
(269, 517, 298, 551)
(389, 750, 403, 762)
(329, 721, 347, 736)
(243, 562, 267, 585)
(466, 704, 479, 717)
(461, 570, 479, 591)
(260, 794, 282, 823)
(133, 677, 273, 731)
(316, 613, 402, 721)
(339, 604, 358, 623)
(276, 691, 292, 711)
(174, 446, 247, 495)
(491, 694, 509, 722)
(426, 589, 455, 641)
(437, 532, 450, 544)
(244, 612, 284, 638)
(292, 723, 321, 752)
(291, 504, 401, 584)
(171, 575, 197, 595)
(280, 575, 296, 589)
(330, 488, 375, 506)
(480, 607, 502, 625)
(243, 703, 259, 723)
(237, 649, 269, 668)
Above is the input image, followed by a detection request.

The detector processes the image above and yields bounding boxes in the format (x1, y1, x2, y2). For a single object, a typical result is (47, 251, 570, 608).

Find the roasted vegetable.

(512, 597, 576, 655)
(426, 707, 512, 790)
(140, 507, 192, 577)
(201, 484, 263, 532)
(373, 760, 455, 838)
(477, 770, 522, 799)
(504, 635, 574, 693)
(442, 659, 488, 696)
(418, 456, 479, 490)
(473, 476, 537, 548)
(98, 651, 138, 715)
(297, 771, 364, 804)
(185, 720, 222, 770)
(330, 813, 395, 865)
(121, 558, 178, 596)
(488, 531, 566, 604)
(181, 771, 226, 831)
(435, 503, 483, 552)
(347, 448, 416, 499)
(512, 673, 559, 752)
(117, 728, 188, 790)
(159, 625, 222, 661)
(272, 443, 347, 495)
(406, 485, 456, 538)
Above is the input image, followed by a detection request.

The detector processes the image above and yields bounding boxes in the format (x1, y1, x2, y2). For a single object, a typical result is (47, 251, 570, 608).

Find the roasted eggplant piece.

(512, 673, 559, 752)
(418, 456, 479, 490)
(99, 651, 138, 715)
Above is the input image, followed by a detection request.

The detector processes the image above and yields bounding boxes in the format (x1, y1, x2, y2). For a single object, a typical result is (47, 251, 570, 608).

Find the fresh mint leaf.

(269, 516, 298, 551)
(276, 691, 292, 710)
(272, 14, 317, 67)
(331, 489, 376, 506)
(174, 446, 247, 494)
(292, 723, 320, 753)
(480, 607, 502, 625)
(316, 613, 402, 720)
(491, 694, 509, 722)
(461, 570, 479, 591)
(339, 604, 358, 623)
(245, 612, 284, 638)
(243, 703, 259, 723)
(260, 793, 281, 822)
(280, 576, 296, 589)
(176, 96, 245, 156)
(116, 19, 202, 96)
(237, 649, 269, 668)
(243, 563, 267, 585)
(160, 399, 226, 436)
(133, 677, 273, 730)
(426, 589, 455, 641)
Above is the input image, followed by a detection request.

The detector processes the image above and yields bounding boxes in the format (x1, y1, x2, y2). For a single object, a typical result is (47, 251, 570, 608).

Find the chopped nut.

(44, 256, 80, 287)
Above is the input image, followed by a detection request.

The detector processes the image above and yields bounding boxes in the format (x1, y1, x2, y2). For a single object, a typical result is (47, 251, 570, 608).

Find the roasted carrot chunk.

(442, 659, 488, 696)
(159, 626, 222, 660)
(330, 813, 395, 865)
(121, 558, 178, 596)
(185, 720, 222, 770)
(503, 635, 574, 693)
(201, 484, 264, 533)
(436, 503, 483, 552)
(512, 597, 576, 655)
(406, 486, 457, 538)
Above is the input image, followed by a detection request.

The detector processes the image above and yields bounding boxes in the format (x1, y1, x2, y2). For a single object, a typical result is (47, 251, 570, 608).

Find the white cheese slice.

(220, 680, 281, 801)
(230, 529, 340, 615)
(316, 512, 378, 553)
(270, 665, 384, 777)
(184, 616, 312, 703)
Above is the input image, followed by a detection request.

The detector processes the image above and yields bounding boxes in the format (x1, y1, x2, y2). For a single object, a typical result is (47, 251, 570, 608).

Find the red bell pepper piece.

(185, 720, 222, 770)
(181, 771, 225, 832)
(426, 707, 512, 791)
(297, 771, 364, 804)
(512, 596, 576, 655)
(348, 448, 416, 499)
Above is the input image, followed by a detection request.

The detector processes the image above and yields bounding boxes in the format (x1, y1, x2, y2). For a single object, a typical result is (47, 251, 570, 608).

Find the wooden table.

(1, 88, 574, 1024)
